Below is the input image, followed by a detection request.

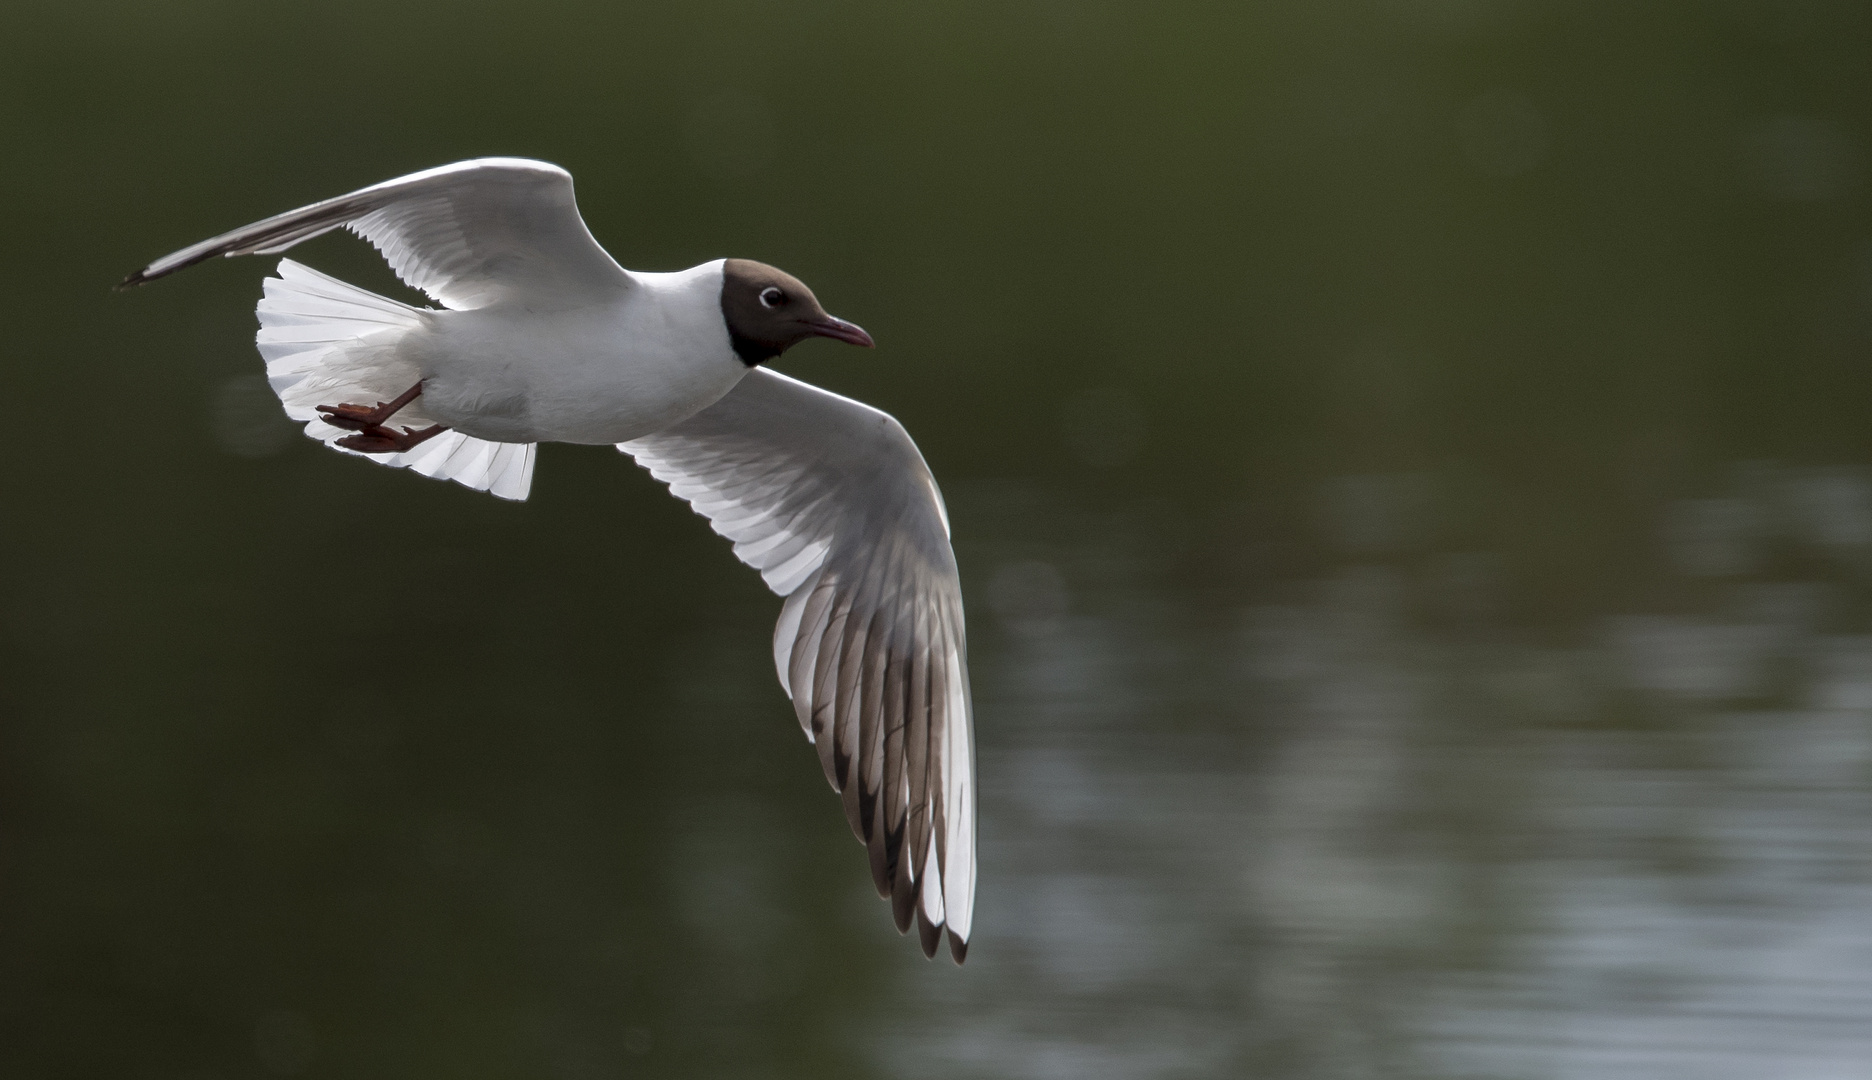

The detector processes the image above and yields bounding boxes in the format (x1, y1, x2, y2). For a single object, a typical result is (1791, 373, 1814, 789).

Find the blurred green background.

(6, 1, 1872, 1077)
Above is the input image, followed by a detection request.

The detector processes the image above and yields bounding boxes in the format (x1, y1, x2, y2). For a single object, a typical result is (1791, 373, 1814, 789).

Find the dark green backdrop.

(5, 2, 1872, 1077)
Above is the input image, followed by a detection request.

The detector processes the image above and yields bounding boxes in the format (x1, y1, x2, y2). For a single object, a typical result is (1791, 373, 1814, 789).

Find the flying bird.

(121, 158, 975, 962)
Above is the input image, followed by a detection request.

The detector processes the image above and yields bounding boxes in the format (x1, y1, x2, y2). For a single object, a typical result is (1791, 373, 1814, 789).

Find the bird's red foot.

(313, 381, 447, 454)
(334, 423, 447, 454)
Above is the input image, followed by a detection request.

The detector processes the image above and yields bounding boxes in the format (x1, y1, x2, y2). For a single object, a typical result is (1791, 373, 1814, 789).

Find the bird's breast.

(410, 297, 746, 445)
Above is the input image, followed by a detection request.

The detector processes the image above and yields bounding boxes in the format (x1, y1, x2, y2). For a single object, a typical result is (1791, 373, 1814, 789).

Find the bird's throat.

(729, 329, 778, 367)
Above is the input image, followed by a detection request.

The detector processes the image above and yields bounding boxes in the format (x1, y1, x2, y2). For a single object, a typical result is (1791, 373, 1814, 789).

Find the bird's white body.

(412, 262, 744, 445)
(127, 157, 978, 963)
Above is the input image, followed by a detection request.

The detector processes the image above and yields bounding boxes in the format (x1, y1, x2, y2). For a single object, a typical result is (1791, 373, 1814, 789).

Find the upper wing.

(621, 369, 976, 962)
(120, 158, 630, 310)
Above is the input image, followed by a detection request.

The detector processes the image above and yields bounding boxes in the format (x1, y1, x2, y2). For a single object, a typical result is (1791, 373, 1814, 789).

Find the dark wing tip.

(117, 259, 189, 290)
(916, 907, 942, 958)
(890, 878, 916, 934)
(947, 930, 968, 965)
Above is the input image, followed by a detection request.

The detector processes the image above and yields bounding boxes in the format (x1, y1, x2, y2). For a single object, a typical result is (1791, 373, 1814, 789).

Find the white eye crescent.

(759, 287, 785, 309)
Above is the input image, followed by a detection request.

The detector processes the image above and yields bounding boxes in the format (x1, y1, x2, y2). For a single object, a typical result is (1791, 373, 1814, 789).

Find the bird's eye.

(759, 287, 785, 309)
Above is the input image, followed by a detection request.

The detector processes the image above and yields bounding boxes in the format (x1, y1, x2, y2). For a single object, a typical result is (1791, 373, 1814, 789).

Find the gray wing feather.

(121, 158, 629, 310)
(621, 368, 976, 962)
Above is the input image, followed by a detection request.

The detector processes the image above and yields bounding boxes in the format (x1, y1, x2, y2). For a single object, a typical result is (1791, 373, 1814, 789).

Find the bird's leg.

(315, 381, 450, 454)
(317, 381, 426, 430)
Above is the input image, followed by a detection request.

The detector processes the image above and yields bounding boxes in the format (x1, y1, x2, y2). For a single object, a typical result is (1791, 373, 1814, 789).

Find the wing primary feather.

(854, 619, 888, 872)
(838, 547, 897, 895)
(852, 533, 906, 849)
(884, 596, 918, 931)
(878, 615, 911, 921)
(810, 590, 854, 792)
(904, 588, 935, 880)
(787, 576, 838, 734)
(772, 567, 823, 710)
(938, 593, 977, 959)
(890, 813, 917, 933)
(877, 539, 913, 843)
(932, 598, 971, 965)
(857, 601, 898, 900)
(866, 654, 895, 907)
(830, 609, 865, 811)
(907, 596, 940, 920)
(839, 611, 879, 850)
(916, 902, 942, 958)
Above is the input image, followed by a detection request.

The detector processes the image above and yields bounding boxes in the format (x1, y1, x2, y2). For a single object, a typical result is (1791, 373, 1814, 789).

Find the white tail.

(255, 259, 536, 501)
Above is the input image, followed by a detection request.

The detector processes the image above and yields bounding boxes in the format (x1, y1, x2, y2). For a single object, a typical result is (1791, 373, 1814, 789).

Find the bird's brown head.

(720, 258, 875, 366)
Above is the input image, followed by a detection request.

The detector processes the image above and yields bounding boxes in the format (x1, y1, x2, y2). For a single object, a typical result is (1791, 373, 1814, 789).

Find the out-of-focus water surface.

(6, 2, 1872, 1077)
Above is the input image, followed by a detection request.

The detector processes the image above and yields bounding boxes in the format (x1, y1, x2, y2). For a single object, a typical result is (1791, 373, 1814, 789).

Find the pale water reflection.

(881, 468, 1872, 1079)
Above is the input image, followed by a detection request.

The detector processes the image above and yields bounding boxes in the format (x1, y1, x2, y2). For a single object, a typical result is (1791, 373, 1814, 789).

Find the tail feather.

(400, 429, 536, 501)
(255, 259, 536, 501)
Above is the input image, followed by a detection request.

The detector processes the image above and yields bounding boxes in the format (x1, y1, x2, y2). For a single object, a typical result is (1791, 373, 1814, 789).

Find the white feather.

(255, 259, 537, 501)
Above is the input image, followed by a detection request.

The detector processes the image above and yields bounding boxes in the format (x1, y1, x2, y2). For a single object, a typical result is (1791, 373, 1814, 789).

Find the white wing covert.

(122, 158, 629, 309)
(621, 369, 976, 962)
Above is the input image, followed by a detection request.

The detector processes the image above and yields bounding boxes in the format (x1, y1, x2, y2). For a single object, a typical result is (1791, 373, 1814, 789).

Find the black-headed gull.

(122, 158, 975, 962)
